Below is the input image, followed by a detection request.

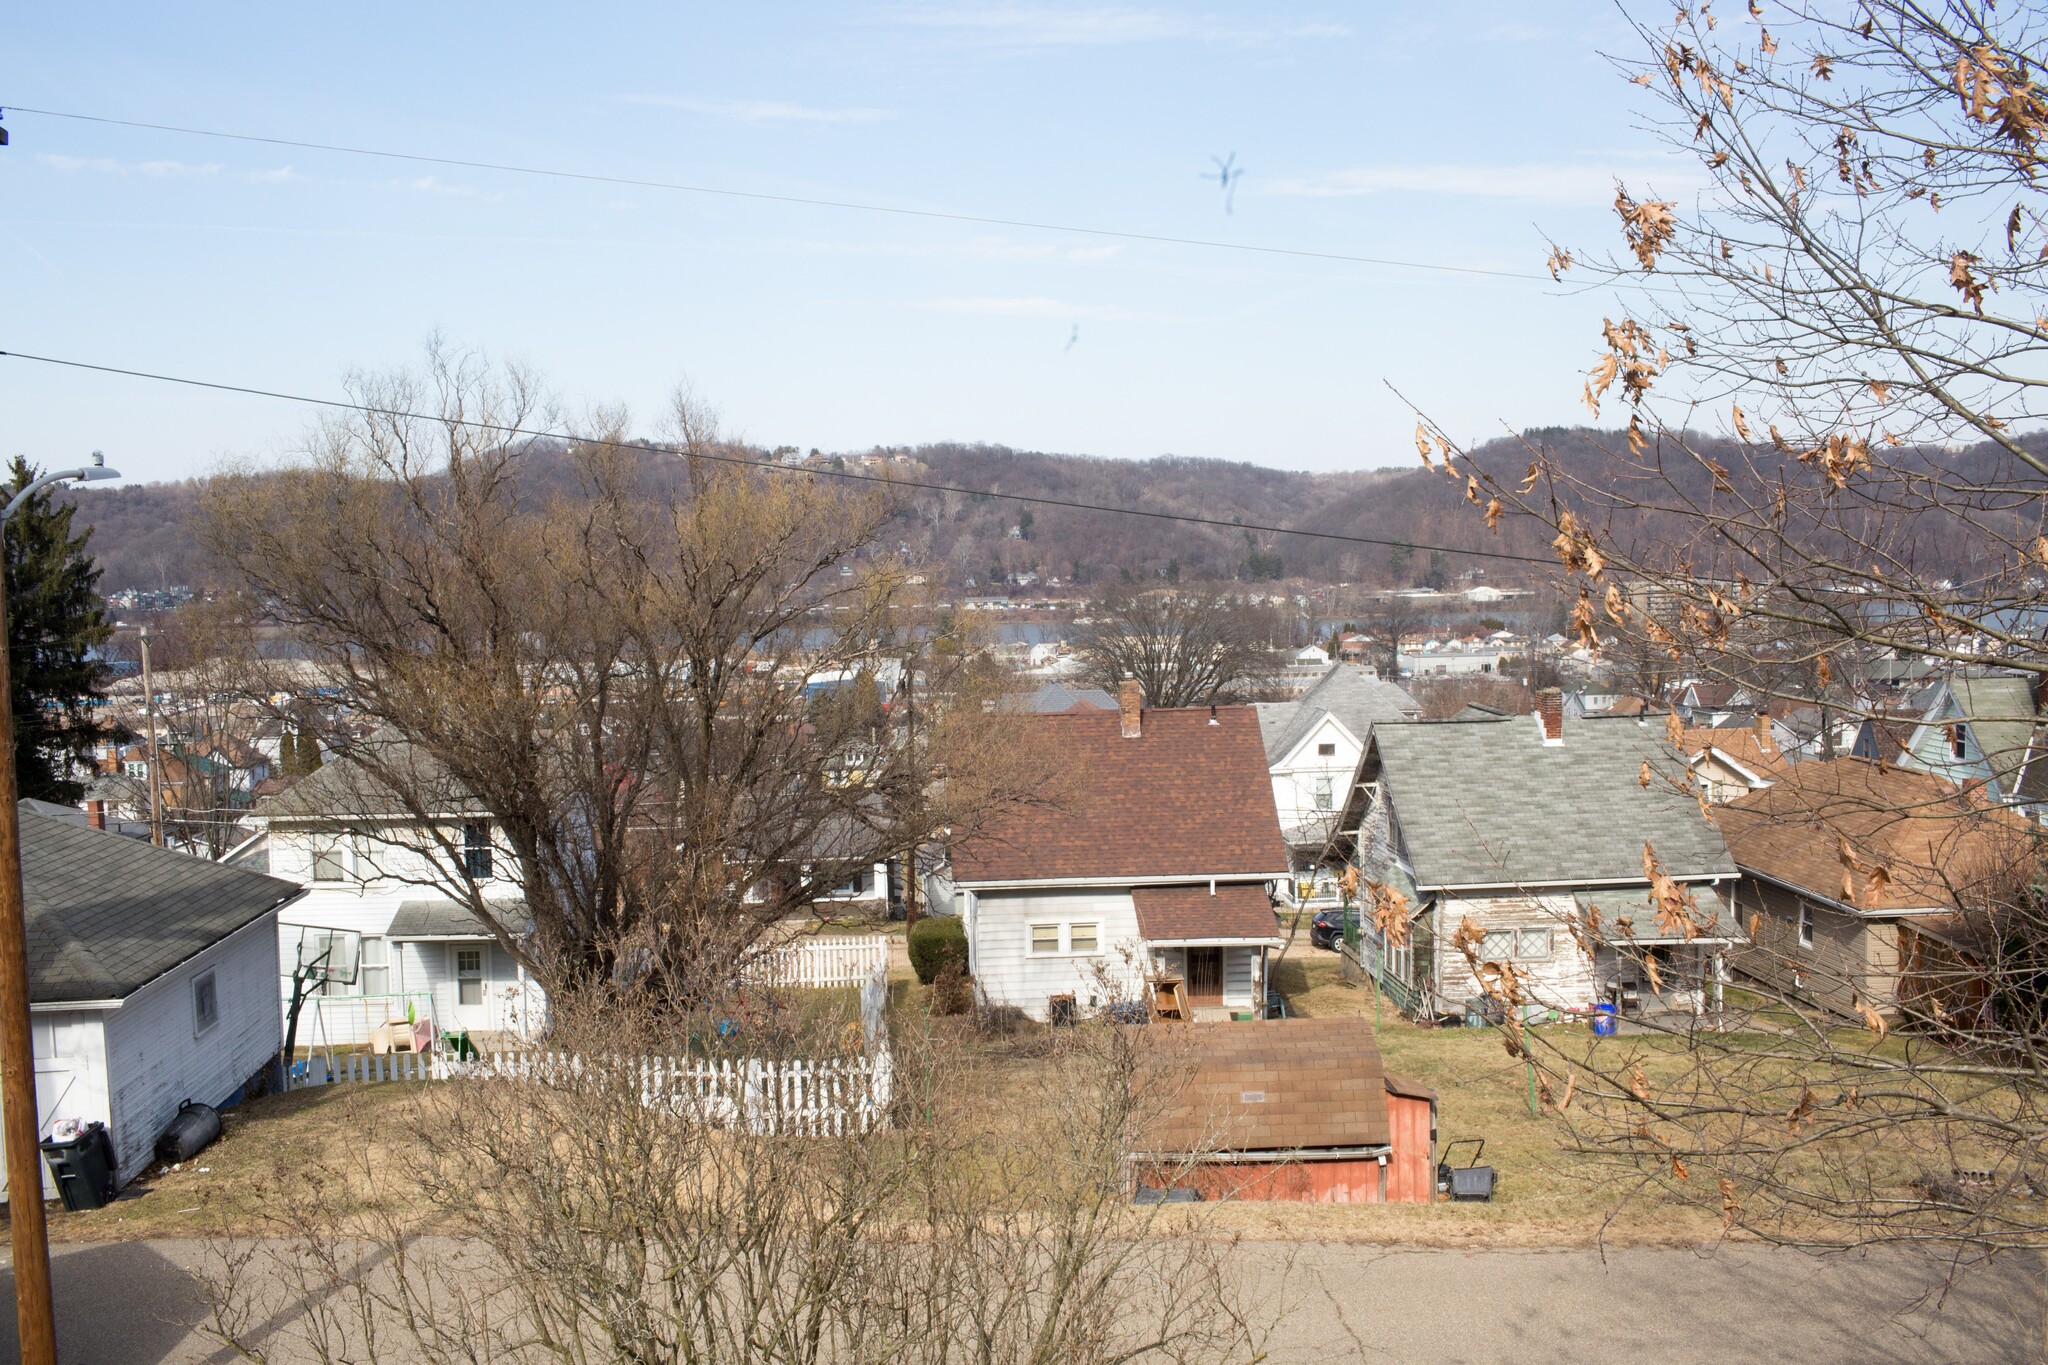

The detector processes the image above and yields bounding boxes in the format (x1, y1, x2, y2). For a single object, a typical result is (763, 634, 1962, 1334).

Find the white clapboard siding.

(742, 934, 890, 989)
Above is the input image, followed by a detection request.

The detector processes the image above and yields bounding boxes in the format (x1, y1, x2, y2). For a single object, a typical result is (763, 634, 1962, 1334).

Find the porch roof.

(387, 899, 527, 941)
(1574, 887, 1741, 945)
(1133, 883, 1282, 944)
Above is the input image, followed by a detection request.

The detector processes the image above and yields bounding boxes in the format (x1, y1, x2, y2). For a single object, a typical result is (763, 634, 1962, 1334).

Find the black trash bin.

(40, 1122, 116, 1212)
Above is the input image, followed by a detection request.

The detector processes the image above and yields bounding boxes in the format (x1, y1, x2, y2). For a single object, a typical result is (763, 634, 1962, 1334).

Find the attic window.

(1948, 724, 1968, 760)
(1317, 742, 1337, 757)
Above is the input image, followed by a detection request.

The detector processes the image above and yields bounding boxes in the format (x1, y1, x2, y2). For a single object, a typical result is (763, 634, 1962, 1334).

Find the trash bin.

(40, 1122, 116, 1212)
(1591, 1002, 1619, 1037)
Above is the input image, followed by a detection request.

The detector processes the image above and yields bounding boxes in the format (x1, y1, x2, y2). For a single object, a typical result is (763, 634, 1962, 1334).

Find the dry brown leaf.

(1560, 1071, 1578, 1111)
(1414, 423, 1436, 471)
(1761, 27, 1777, 55)
(1666, 711, 1685, 746)
(1950, 251, 1989, 314)
(1868, 380, 1891, 402)
(1630, 1066, 1650, 1100)
(1731, 403, 1752, 441)
(1673, 1154, 1690, 1181)
(1483, 497, 1506, 532)
(1854, 995, 1888, 1038)
(1720, 1175, 1740, 1227)
(1787, 1087, 1815, 1134)
(1639, 759, 1654, 789)
(1811, 53, 1833, 79)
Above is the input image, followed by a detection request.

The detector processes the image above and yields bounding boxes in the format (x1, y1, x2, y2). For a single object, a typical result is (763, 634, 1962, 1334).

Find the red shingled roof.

(952, 704, 1288, 884)
(1138, 1017, 1394, 1154)
(1132, 884, 1280, 942)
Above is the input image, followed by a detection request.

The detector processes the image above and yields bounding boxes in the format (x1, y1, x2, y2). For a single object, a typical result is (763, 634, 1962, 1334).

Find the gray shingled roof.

(386, 899, 526, 940)
(1370, 715, 1735, 889)
(1256, 666, 1422, 764)
(19, 808, 305, 1003)
(1000, 682, 1117, 714)
(257, 732, 484, 821)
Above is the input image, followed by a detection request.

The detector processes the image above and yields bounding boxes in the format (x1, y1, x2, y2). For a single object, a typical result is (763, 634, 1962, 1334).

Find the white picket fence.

(743, 933, 890, 989)
(288, 1046, 894, 1135)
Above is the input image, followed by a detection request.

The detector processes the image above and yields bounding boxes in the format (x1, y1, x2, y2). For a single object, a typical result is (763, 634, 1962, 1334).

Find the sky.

(1, 3, 1701, 485)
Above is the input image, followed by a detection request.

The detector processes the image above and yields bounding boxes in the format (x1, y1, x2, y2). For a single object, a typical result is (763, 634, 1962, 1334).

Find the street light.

(0, 452, 120, 1365)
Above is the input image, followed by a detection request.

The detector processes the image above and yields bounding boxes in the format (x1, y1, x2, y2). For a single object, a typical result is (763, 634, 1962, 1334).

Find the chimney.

(1755, 704, 1772, 747)
(86, 800, 106, 831)
(1119, 679, 1143, 739)
(1537, 687, 1564, 743)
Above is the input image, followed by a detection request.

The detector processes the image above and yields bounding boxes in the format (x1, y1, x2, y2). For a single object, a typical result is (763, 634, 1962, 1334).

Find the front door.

(1185, 948, 1223, 1003)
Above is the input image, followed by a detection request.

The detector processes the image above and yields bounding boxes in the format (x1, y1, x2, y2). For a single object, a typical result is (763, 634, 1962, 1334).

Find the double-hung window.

(1314, 776, 1335, 811)
(1028, 923, 1099, 955)
(310, 837, 346, 884)
(463, 822, 494, 880)
(455, 947, 485, 1006)
(1798, 902, 1815, 950)
(359, 936, 390, 997)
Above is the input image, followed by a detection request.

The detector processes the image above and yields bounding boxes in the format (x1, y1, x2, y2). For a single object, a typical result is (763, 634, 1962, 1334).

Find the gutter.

(958, 872, 1292, 892)
(1736, 866, 1949, 921)
(1132, 1144, 1394, 1164)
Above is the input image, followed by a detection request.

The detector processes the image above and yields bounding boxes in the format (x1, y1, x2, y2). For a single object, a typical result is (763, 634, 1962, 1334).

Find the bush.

(930, 963, 975, 1016)
(908, 914, 968, 984)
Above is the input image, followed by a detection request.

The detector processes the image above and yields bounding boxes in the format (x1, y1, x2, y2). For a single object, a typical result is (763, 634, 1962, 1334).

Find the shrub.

(908, 914, 968, 984)
(930, 963, 975, 1016)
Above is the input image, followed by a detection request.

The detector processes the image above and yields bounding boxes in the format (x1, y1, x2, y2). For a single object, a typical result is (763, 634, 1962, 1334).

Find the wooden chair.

(1150, 975, 1189, 1022)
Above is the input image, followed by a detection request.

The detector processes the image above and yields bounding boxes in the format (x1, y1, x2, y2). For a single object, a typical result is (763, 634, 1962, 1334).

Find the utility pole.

(139, 625, 163, 846)
(0, 454, 122, 1365)
(899, 652, 920, 929)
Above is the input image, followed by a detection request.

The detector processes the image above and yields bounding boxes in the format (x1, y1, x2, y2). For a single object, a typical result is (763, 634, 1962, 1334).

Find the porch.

(1130, 882, 1284, 1022)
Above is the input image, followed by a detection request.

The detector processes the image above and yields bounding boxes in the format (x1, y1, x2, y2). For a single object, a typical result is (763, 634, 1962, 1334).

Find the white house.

(4, 805, 304, 1197)
(1254, 666, 1422, 876)
(253, 746, 543, 1047)
(950, 684, 1291, 1021)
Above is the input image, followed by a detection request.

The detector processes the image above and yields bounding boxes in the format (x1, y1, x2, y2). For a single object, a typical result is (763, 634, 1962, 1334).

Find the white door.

(449, 944, 489, 1032)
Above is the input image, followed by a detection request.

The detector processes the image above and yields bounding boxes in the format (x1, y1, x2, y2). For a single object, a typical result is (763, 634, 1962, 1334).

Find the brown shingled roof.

(1132, 884, 1281, 943)
(951, 705, 1288, 884)
(1718, 758, 2032, 913)
(1138, 1017, 1392, 1154)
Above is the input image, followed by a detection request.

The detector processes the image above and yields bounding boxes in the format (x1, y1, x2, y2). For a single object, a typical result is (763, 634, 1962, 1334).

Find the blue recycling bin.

(1591, 1002, 1619, 1037)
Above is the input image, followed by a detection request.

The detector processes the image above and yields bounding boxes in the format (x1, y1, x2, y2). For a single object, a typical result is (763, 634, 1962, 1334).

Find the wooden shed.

(1133, 1016, 1435, 1204)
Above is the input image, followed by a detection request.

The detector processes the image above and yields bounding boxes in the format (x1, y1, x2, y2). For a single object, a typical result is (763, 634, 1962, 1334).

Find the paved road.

(0, 1237, 2037, 1363)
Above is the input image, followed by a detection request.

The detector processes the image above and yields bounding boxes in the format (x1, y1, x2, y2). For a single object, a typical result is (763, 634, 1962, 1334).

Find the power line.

(0, 348, 1558, 566)
(4, 105, 1554, 284)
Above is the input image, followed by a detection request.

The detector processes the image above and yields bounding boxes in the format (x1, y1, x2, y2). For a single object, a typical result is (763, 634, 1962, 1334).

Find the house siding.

(967, 889, 1144, 1020)
(1432, 893, 1600, 1013)
(1733, 877, 1899, 1018)
(0, 1012, 110, 1200)
(100, 911, 282, 1184)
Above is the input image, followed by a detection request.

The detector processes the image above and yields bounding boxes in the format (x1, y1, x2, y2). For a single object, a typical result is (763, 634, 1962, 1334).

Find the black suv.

(1308, 906, 1346, 950)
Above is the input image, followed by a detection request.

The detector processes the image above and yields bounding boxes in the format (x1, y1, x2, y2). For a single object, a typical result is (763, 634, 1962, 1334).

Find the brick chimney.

(1537, 687, 1564, 743)
(86, 799, 106, 831)
(1754, 704, 1773, 748)
(1119, 679, 1143, 739)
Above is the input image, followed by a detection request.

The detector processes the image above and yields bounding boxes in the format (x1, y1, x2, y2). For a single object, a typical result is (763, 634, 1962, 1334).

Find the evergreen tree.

(277, 727, 300, 777)
(299, 728, 322, 772)
(3, 457, 116, 802)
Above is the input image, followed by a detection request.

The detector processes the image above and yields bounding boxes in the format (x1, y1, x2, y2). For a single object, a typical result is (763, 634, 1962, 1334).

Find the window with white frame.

(1516, 928, 1553, 959)
(310, 836, 345, 884)
(1029, 923, 1061, 955)
(1027, 922, 1100, 955)
(455, 947, 484, 1005)
(1798, 902, 1815, 949)
(1316, 741, 1337, 757)
(124, 759, 147, 780)
(359, 936, 390, 997)
(1314, 775, 1335, 811)
(192, 970, 219, 1035)
(1479, 929, 1515, 961)
(463, 822, 493, 880)
(1068, 922, 1099, 954)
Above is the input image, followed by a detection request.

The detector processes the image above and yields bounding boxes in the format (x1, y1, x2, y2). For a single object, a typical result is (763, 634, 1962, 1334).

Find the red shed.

(1133, 1017, 1436, 1204)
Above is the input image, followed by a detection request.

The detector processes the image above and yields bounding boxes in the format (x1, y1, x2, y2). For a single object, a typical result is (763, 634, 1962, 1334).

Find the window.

(1316, 742, 1337, 757)
(455, 947, 484, 1006)
(359, 936, 390, 997)
(1949, 724, 1969, 760)
(310, 837, 345, 884)
(192, 970, 219, 1035)
(1479, 929, 1516, 961)
(1068, 923, 1099, 954)
(1314, 776, 1335, 811)
(1517, 928, 1553, 959)
(1798, 902, 1815, 950)
(831, 868, 871, 897)
(1029, 924, 1061, 955)
(463, 822, 493, 880)
(124, 759, 147, 780)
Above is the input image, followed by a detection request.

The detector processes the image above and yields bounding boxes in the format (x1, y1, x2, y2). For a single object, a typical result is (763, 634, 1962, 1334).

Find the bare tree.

(1410, 1, 2048, 1255)
(204, 344, 1052, 1002)
(1075, 589, 1280, 707)
(197, 984, 1269, 1364)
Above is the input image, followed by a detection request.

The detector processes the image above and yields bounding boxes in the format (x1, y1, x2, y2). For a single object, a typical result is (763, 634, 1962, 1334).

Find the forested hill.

(60, 427, 2046, 593)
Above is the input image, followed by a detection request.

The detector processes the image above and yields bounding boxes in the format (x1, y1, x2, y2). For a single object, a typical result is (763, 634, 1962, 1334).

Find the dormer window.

(463, 822, 493, 880)
(1948, 724, 1968, 760)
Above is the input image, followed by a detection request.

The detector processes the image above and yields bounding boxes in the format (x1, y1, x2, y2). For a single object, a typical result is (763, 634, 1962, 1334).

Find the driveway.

(0, 1237, 2036, 1363)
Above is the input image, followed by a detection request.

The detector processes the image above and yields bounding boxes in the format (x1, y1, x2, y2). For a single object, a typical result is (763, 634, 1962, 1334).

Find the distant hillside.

(61, 428, 2044, 594)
